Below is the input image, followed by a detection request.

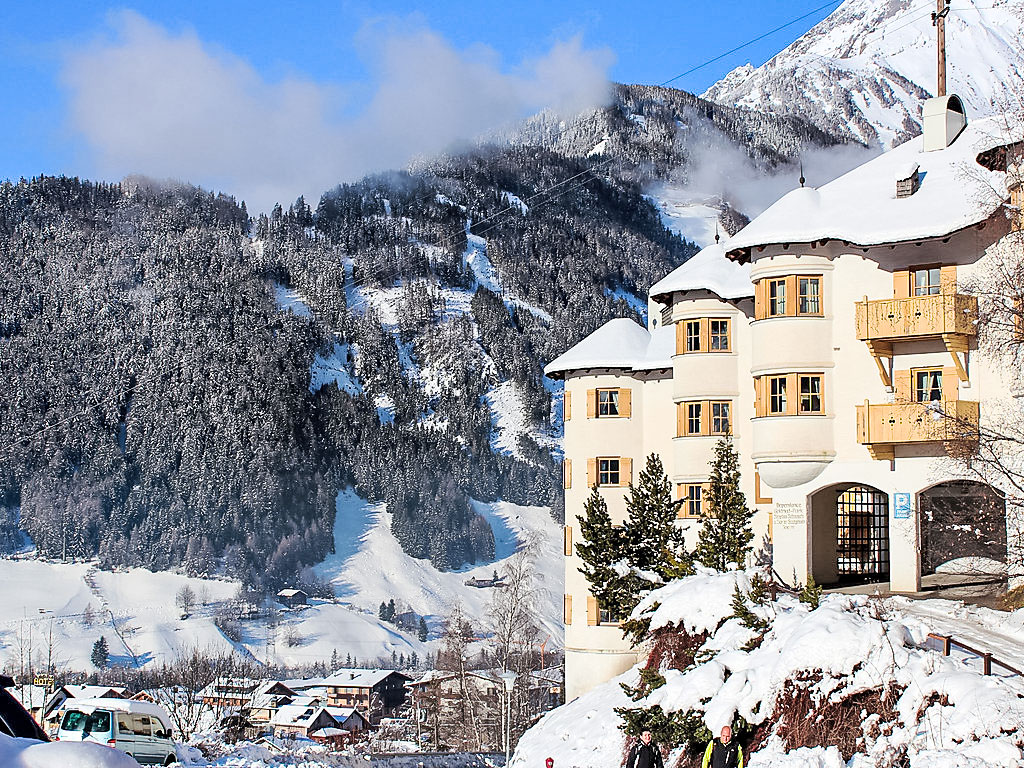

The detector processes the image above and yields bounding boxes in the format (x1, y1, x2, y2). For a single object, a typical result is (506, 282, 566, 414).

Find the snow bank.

(0, 734, 140, 767)
(517, 569, 1024, 767)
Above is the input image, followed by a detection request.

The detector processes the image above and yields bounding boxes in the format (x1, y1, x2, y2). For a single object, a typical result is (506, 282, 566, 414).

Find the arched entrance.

(920, 481, 1006, 575)
(810, 484, 889, 585)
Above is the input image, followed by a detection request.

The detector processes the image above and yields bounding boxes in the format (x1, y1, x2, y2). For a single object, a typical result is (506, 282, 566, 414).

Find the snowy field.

(0, 490, 560, 671)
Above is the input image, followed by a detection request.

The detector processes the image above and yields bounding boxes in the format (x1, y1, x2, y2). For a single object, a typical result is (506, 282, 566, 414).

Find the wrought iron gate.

(836, 486, 889, 579)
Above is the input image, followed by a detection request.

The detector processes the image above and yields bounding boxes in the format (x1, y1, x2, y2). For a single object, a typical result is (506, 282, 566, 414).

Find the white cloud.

(62, 11, 614, 212)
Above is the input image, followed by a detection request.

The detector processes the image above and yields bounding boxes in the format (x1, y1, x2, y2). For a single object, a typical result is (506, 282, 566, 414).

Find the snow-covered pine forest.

(0, 84, 835, 590)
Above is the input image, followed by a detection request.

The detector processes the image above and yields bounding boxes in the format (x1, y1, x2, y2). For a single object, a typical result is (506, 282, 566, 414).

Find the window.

(914, 369, 943, 402)
(678, 484, 704, 518)
(798, 277, 821, 315)
(598, 602, 626, 624)
(687, 402, 702, 435)
(597, 389, 619, 416)
(913, 267, 941, 296)
(709, 319, 730, 351)
(768, 278, 787, 316)
(685, 320, 701, 352)
(769, 376, 788, 415)
(598, 458, 620, 486)
(711, 401, 731, 434)
(799, 375, 823, 414)
(131, 714, 153, 737)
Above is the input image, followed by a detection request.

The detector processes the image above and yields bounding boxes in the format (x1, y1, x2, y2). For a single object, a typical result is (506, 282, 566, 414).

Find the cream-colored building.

(547, 97, 1023, 702)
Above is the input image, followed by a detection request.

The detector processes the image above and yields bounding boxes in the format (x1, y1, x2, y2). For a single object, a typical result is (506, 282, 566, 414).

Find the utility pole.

(932, 0, 951, 96)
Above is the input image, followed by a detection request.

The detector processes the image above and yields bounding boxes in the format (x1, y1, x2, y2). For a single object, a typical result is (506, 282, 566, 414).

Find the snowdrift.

(0, 733, 141, 767)
(512, 568, 1024, 768)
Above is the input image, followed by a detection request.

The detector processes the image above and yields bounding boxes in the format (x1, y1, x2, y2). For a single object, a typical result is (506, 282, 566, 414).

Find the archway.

(919, 481, 1006, 575)
(809, 483, 889, 585)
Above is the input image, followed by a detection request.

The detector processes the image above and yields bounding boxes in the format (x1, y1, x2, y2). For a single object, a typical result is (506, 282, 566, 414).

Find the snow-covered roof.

(322, 668, 409, 688)
(271, 704, 332, 728)
(633, 324, 676, 371)
(276, 588, 306, 597)
(544, 318, 655, 378)
(648, 242, 753, 301)
(726, 116, 1018, 259)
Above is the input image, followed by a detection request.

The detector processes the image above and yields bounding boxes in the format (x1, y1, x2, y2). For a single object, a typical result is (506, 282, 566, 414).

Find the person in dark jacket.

(626, 730, 664, 768)
(701, 726, 743, 768)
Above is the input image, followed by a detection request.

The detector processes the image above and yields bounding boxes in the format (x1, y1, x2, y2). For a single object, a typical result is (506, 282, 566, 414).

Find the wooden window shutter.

(893, 370, 912, 401)
(586, 596, 599, 626)
(940, 265, 958, 293)
(753, 376, 762, 418)
(586, 389, 597, 419)
(620, 457, 632, 486)
(564, 391, 571, 421)
(564, 595, 572, 625)
(786, 373, 799, 416)
(700, 400, 711, 435)
(675, 319, 685, 354)
(785, 275, 798, 317)
(699, 318, 710, 352)
(941, 366, 958, 401)
(586, 458, 596, 487)
(755, 280, 766, 320)
(676, 402, 685, 437)
(893, 270, 911, 299)
(563, 526, 573, 556)
(563, 459, 572, 489)
(619, 388, 632, 418)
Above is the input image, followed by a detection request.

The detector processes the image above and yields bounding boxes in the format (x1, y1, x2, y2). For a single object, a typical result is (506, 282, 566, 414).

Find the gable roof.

(726, 116, 1018, 260)
(270, 704, 335, 728)
(322, 668, 410, 688)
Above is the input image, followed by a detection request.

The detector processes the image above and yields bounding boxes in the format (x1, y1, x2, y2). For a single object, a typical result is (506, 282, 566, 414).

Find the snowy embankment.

(0, 733, 139, 768)
(512, 569, 1024, 768)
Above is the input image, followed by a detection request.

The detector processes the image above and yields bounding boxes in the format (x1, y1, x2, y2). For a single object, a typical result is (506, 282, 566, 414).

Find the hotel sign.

(773, 502, 805, 530)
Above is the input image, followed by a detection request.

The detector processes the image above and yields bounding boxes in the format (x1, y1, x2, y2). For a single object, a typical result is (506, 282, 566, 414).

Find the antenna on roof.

(799, 162, 805, 188)
(932, 0, 951, 96)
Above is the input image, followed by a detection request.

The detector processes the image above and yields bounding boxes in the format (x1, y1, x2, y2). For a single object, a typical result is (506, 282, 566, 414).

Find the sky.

(0, 1, 842, 211)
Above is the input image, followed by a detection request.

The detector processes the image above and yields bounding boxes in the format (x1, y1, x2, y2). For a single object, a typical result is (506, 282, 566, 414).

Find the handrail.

(926, 632, 1023, 677)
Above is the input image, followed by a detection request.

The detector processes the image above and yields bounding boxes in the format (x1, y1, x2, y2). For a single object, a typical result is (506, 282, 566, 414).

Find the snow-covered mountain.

(703, 0, 1024, 148)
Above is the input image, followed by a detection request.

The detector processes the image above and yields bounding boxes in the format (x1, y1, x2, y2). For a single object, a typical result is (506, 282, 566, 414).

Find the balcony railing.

(856, 400, 979, 447)
(855, 293, 977, 342)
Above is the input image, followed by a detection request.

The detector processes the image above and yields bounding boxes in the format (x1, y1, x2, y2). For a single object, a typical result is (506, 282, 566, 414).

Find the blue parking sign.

(893, 492, 911, 519)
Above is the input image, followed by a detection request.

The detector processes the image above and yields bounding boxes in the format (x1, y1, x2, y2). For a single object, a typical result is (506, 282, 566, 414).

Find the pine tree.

(695, 436, 755, 571)
(379, 601, 389, 621)
(388, 598, 396, 621)
(418, 616, 429, 642)
(345, 652, 352, 667)
(331, 648, 339, 670)
(623, 453, 692, 583)
(91, 637, 109, 669)
(575, 485, 627, 614)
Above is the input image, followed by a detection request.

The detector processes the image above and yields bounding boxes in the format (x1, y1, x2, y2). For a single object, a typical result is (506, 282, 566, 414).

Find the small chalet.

(270, 704, 338, 739)
(248, 681, 299, 724)
(323, 668, 410, 722)
(199, 677, 261, 710)
(325, 706, 369, 734)
(276, 588, 308, 608)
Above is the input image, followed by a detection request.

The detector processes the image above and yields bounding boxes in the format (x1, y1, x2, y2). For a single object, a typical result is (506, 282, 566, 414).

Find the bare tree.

(176, 585, 197, 617)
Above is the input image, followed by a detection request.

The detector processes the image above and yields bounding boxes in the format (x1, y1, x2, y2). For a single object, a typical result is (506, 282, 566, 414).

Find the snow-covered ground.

(512, 569, 1024, 768)
(0, 488, 560, 671)
(646, 186, 722, 248)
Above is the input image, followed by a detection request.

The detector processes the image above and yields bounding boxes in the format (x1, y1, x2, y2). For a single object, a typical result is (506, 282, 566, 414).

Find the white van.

(57, 697, 177, 765)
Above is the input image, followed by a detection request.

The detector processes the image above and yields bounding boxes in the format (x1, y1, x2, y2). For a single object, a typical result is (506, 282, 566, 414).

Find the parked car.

(57, 697, 176, 765)
(0, 675, 48, 741)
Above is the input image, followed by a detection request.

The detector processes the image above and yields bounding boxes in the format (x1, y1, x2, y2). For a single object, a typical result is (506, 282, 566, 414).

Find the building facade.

(548, 98, 1023, 702)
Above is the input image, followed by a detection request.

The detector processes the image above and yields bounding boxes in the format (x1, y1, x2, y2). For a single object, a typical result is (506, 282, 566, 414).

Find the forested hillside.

(0, 84, 837, 589)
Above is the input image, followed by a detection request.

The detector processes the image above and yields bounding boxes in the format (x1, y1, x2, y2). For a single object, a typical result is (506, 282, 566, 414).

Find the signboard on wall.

(773, 502, 805, 530)
(893, 492, 912, 519)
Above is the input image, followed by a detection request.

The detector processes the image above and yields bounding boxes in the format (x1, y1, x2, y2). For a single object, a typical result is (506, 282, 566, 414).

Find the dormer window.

(895, 162, 920, 198)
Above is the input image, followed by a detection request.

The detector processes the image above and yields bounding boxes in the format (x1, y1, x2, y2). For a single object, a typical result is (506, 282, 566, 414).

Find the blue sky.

(0, 1, 840, 208)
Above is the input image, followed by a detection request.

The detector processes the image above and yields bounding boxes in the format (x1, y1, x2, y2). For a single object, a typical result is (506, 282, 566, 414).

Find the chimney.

(922, 94, 966, 152)
(895, 162, 921, 198)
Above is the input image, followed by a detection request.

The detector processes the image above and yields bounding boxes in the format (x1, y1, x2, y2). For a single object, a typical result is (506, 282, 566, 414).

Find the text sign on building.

(893, 492, 912, 520)
(773, 502, 805, 530)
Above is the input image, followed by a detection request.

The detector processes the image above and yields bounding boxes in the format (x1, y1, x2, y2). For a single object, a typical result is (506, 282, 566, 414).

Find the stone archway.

(809, 483, 889, 585)
(919, 481, 1006, 575)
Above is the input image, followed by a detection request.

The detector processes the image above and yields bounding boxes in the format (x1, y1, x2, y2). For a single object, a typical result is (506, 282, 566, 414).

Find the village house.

(270, 704, 338, 739)
(323, 668, 410, 723)
(276, 588, 308, 608)
(548, 93, 1024, 701)
(42, 684, 130, 729)
(408, 669, 503, 751)
(199, 677, 261, 711)
(248, 681, 299, 725)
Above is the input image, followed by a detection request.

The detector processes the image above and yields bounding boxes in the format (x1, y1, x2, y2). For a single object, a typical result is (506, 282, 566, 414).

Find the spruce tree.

(623, 453, 692, 583)
(575, 485, 626, 614)
(91, 636, 109, 669)
(695, 436, 755, 571)
(379, 601, 389, 621)
(418, 616, 429, 642)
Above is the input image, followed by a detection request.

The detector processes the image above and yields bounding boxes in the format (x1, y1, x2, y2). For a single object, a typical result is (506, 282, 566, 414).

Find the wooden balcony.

(855, 293, 977, 342)
(855, 400, 980, 460)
